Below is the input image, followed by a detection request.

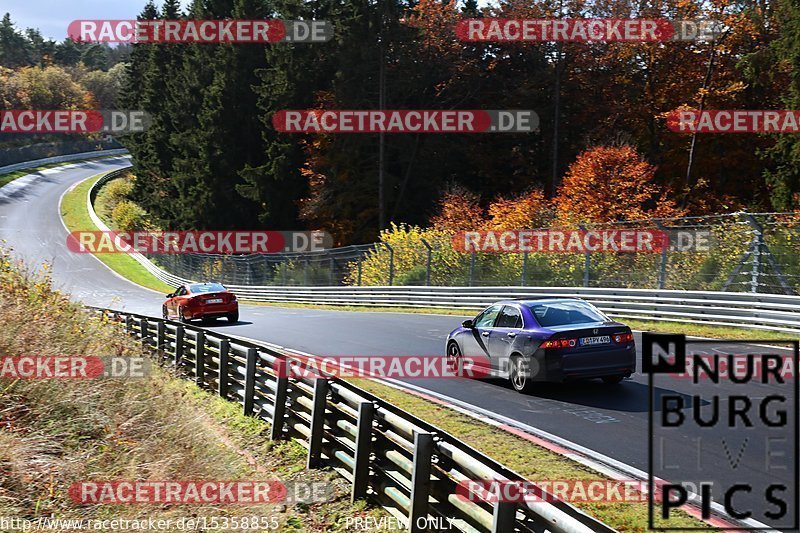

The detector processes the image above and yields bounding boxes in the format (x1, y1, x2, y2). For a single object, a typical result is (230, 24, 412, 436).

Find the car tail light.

(540, 338, 577, 349)
(613, 333, 634, 343)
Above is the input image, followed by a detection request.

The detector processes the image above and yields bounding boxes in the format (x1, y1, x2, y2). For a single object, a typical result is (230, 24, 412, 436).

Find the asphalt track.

(0, 159, 796, 530)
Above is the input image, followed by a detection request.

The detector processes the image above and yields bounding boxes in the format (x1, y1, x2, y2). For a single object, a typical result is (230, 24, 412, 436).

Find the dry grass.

(0, 249, 391, 530)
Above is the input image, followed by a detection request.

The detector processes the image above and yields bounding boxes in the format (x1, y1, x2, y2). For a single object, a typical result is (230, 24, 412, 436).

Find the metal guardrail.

(223, 286, 800, 333)
(86, 166, 800, 334)
(94, 307, 615, 533)
(0, 149, 129, 175)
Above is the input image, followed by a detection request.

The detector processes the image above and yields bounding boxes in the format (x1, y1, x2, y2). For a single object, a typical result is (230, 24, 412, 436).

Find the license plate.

(579, 335, 610, 346)
(206, 298, 223, 304)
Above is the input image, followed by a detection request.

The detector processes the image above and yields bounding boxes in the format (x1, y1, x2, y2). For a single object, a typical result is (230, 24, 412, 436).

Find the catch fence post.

(420, 238, 432, 286)
(521, 251, 528, 286)
(579, 224, 590, 287)
(655, 220, 668, 289)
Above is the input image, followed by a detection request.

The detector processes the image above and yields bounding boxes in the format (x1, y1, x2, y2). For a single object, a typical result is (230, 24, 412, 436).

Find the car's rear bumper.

(184, 302, 238, 320)
(532, 343, 637, 381)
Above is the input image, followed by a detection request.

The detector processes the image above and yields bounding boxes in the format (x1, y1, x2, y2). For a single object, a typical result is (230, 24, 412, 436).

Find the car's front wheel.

(509, 355, 535, 393)
(162, 305, 168, 320)
(446, 341, 463, 376)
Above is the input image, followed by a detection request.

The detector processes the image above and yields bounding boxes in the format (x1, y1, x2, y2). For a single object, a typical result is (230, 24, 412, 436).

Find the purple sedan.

(446, 298, 636, 393)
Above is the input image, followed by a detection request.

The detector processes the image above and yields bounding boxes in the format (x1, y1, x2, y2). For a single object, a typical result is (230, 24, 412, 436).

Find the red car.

(162, 282, 239, 323)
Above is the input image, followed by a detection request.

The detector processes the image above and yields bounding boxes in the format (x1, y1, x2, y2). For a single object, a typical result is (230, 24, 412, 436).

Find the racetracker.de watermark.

(68, 20, 332, 43)
(272, 110, 538, 133)
(69, 481, 331, 505)
(456, 479, 654, 503)
(0, 110, 151, 134)
(452, 229, 713, 253)
(66, 231, 332, 254)
(276, 354, 490, 379)
(0, 356, 149, 379)
(667, 110, 800, 133)
(455, 19, 723, 42)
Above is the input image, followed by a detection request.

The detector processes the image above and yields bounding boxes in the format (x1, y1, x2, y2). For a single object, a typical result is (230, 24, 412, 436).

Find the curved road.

(0, 159, 795, 530)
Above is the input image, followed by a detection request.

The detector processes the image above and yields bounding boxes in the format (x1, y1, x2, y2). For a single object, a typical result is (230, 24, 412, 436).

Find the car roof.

(492, 297, 585, 306)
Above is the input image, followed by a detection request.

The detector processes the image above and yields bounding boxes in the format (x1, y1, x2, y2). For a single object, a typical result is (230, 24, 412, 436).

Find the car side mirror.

(166, 292, 173, 298)
(462, 319, 474, 328)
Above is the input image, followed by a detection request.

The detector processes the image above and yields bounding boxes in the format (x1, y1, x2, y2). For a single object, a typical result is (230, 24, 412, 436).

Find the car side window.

(496, 306, 523, 328)
(474, 305, 502, 328)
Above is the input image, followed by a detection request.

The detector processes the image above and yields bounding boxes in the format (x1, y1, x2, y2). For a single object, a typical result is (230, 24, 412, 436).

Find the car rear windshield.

(525, 301, 608, 327)
(189, 283, 226, 293)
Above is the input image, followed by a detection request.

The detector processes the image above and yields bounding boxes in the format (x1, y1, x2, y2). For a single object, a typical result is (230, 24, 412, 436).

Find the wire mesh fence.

(147, 212, 800, 295)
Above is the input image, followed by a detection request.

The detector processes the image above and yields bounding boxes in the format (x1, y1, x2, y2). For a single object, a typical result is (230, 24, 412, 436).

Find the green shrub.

(112, 200, 146, 232)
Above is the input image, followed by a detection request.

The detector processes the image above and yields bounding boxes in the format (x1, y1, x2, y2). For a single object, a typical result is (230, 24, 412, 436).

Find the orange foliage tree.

(487, 189, 551, 229)
(554, 146, 683, 224)
(430, 184, 486, 231)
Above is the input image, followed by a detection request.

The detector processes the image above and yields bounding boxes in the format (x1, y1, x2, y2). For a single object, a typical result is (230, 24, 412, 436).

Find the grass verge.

(347, 377, 709, 531)
(60, 173, 174, 294)
(0, 251, 390, 531)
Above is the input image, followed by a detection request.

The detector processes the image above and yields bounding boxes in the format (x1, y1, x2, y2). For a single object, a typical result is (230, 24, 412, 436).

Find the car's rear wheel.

(602, 375, 625, 385)
(227, 311, 239, 323)
(446, 341, 463, 376)
(178, 306, 188, 323)
(509, 355, 535, 393)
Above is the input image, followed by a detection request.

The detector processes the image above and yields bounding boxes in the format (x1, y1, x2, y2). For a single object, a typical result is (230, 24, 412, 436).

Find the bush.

(112, 200, 146, 232)
(104, 177, 134, 204)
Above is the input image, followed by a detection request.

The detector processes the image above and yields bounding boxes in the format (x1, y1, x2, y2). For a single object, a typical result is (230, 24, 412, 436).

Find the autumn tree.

(554, 145, 682, 224)
(487, 189, 551, 230)
(430, 184, 486, 231)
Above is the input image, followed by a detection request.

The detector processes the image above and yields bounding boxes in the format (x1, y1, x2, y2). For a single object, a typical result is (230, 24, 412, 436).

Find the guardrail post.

(244, 347, 258, 415)
(156, 321, 166, 358)
(351, 401, 374, 502)
(357, 257, 363, 286)
(139, 318, 149, 348)
(304, 259, 309, 286)
(270, 359, 289, 441)
(174, 325, 185, 366)
(329, 257, 335, 285)
(217, 339, 230, 398)
(409, 432, 434, 533)
(195, 331, 205, 387)
(125, 315, 133, 334)
(307, 378, 329, 469)
(492, 501, 517, 532)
